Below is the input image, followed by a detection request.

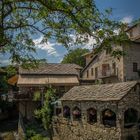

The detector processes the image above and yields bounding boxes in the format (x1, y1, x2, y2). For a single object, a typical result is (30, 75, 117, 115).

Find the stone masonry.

(53, 81, 140, 140)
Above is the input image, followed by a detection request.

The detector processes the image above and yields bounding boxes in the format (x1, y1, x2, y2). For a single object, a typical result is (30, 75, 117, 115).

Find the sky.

(1, 0, 140, 66)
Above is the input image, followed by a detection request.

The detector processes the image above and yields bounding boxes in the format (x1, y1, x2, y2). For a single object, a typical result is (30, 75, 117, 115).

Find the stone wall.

(82, 42, 140, 83)
(53, 117, 120, 140)
(53, 84, 140, 140)
(118, 84, 140, 140)
(53, 100, 121, 140)
(82, 49, 124, 83)
(123, 43, 140, 81)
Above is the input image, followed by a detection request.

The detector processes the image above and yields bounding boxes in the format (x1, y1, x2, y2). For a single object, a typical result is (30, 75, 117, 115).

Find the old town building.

(16, 63, 82, 120)
(82, 23, 140, 84)
(53, 81, 140, 140)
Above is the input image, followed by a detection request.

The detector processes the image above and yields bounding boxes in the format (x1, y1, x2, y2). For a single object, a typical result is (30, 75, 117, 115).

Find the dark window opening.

(95, 67, 98, 78)
(133, 63, 138, 72)
(63, 106, 70, 118)
(124, 108, 138, 128)
(138, 119, 140, 130)
(87, 108, 97, 124)
(87, 70, 89, 78)
(91, 68, 94, 76)
(126, 135, 135, 140)
(72, 107, 81, 121)
(90, 55, 93, 58)
(102, 64, 110, 76)
(102, 109, 116, 127)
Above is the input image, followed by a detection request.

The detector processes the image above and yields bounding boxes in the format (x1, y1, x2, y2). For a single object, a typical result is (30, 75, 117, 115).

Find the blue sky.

(0, 0, 140, 66)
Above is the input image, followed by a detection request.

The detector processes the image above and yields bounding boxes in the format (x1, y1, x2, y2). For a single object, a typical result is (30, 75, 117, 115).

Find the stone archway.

(87, 108, 97, 124)
(63, 106, 70, 118)
(72, 106, 81, 121)
(124, 108, 138, 128)
(102, 109, 116, 127)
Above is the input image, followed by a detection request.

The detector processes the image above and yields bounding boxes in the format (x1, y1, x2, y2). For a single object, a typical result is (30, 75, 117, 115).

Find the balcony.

(98, 69, 117, 79)
(8, 91, 37, 101)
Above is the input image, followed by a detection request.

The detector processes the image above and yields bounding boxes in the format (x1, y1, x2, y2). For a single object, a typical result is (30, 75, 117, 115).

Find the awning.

(8, 75, 18, 86)
(17, 75, 79, 86)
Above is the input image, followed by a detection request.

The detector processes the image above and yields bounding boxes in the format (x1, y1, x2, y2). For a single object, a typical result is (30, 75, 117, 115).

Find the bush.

(31, 134, 48, 140)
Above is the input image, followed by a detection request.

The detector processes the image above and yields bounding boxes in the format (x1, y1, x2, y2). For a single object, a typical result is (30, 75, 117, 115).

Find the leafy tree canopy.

(0, 0, 129, 65)
(61, 48, 89, 67)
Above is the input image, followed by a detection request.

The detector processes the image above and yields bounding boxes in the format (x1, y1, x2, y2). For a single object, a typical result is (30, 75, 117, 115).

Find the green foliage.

(31, 134, 48, 140)
(34, 87, 56, 131)
(0, 0, 131, 64)
(61, 48, 89, 67)
(33, 91, 41, 101)
(0, 75, 8, 93)
(25, 123, 48, 140)
(5, 65, 17, 77)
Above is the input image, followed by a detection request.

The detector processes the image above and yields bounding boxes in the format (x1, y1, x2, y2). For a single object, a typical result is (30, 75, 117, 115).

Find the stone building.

(16, 63, 82, 120)
(53, 81, 140, 140)
(82, 23, 140, 84)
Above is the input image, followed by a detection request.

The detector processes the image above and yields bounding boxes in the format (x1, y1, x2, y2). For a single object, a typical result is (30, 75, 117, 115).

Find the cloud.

(33, 36, 59, 56)
(121, 16, 133, 24)
(69, 34, 96, 50)
(0, 59, 10, 66)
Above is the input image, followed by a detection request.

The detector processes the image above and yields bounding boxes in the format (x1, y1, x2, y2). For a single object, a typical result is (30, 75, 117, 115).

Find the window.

(124, 108, 138, 128)
(90, 55, 93, 58)
(133, 63, 138, 72)
(102, 64, 110, 76)
(95, 67, 98, 78)
(112, 62, 116, 75)
(102, 109, 116, 127)
(87, 108, 97, 124)
(72, 107, 81, 121)
(87, 70, 89, 78)
(91, 68, 94, 76)
(63, 106, 70, 118)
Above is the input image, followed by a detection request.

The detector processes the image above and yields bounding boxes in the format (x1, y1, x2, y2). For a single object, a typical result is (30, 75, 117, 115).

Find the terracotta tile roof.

(19, 63, 82, 75)
(60, 81, 138, 101)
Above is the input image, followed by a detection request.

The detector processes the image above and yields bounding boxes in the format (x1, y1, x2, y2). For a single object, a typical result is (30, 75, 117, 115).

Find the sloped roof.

(19, 63, 82, 75)
(61, 81, 138, 101)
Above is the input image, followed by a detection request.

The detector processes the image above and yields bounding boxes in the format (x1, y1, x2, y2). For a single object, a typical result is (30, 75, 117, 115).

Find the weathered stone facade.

(53, 82, 140, 140)
(82, 42, 140, 83)
(82, 23, 140, 83)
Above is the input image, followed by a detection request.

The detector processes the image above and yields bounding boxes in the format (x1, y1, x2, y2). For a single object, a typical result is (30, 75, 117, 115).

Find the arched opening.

(87, 108, 97, 124)
(72, 106, 81, 121)
(102, 109, 116, 127)
(124, 108, 138, 128)
(63, 106, 70, 118)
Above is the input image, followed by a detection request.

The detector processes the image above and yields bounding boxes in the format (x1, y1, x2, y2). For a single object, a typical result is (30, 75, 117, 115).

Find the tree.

(61, 48, 89, 67)
(34, 87, 56, 140)
(0, 0, 129, 65)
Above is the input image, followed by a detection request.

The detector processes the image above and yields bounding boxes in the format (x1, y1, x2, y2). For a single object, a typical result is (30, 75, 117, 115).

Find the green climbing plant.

(34, 87, 56, 140)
